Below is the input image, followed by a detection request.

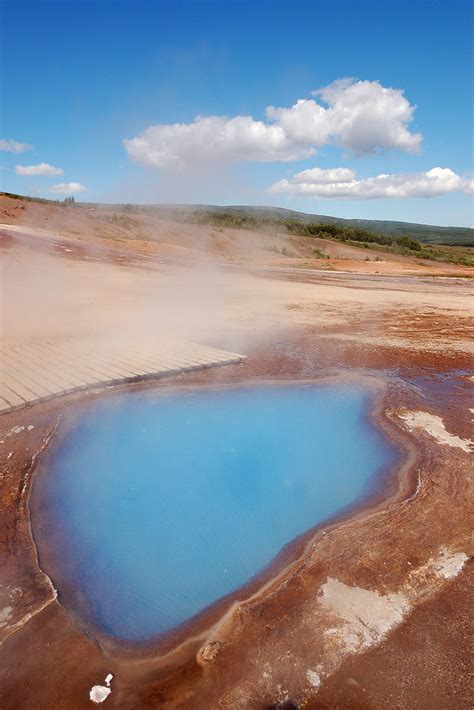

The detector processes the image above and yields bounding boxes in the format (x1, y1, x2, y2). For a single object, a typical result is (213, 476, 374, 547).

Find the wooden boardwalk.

(0, 338, 245, 415)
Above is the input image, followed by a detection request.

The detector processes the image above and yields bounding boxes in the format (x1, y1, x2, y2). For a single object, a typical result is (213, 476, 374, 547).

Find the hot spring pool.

(32, 382, 400, 643)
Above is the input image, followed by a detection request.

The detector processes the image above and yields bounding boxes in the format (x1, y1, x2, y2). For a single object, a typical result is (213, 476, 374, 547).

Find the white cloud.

(124, 115, 314, 170)
(15, 162, 63, 176)
(265, 99, 331, 146)
(463, 178, 474, 195)
(50, 182, 86, 194)
(268, 167, 471, 199)
(124, 79, 422, 170)
(0, 138, 32, 153)
(291, 167, 356, 184)
(314, 78, 421, 154)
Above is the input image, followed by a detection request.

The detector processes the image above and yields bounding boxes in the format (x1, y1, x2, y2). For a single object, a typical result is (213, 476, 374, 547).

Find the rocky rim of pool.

(28, 373, 411, 658)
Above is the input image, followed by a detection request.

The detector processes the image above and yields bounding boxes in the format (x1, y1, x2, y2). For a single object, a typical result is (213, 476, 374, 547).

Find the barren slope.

(1, 196, 472, 276)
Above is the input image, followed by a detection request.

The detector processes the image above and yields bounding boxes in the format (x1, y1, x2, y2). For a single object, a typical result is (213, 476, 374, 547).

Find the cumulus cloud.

(15, 162, 63, 176)
(124, 115, 315, 170)
(0, 138, 32, 153)
(313, 78, 421, 154)
(124, 79, 422, 170)
(50, 182, 86, 194)
(268, 167, 471, 199)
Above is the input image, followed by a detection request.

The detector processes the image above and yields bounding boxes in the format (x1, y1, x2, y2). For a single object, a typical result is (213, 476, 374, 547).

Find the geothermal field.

(0, 195, 472, 708)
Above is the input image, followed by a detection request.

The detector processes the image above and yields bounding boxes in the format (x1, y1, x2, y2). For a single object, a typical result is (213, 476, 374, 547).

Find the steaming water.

(33, 383, 399, 642)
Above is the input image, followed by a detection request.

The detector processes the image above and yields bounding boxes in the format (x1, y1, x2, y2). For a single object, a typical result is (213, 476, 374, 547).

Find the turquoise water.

(33, 383, 399, 642)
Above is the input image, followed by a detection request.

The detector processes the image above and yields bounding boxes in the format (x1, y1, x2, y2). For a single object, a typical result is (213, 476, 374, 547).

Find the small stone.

(89, 685, 111, 704)
(198, 640, 222, 662)
(306, 669, 321, 689)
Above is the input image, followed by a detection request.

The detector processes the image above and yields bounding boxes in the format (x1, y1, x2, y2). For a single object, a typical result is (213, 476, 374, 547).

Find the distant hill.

(161, 204, 473, 247)
(1, 192, 473, 246)
(114, 202, 472, 247)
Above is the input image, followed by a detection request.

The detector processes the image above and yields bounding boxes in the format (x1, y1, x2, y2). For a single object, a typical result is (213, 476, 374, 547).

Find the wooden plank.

(0, 384, 26, 409)
(2, 359, 65, 397)
(72, 347, 152, 379)
(0, 396, 14, 413)
(181, 344, 243, 362)
(0, 371, 40, 403)
(91, 351, 155, 376)
(49, 344, 135, 380)
(92, 346, 188, 376)
(3, 348, 78, 392)
(7, 344, 91, 389)
(33, 343, 107, 385)
(130, 348, 201, 371)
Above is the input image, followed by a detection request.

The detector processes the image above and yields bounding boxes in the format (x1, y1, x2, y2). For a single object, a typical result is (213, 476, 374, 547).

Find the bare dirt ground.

(0, 196, 472, 709)
(1, 194, 473, 276)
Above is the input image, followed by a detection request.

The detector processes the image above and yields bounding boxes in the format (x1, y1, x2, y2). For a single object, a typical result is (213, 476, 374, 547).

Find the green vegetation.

(312, 248, 330, 259)
(331, 216, 474, 246)
(195, 205, 474, 246)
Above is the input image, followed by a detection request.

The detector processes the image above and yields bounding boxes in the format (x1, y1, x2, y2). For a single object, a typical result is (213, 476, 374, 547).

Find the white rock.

(399, 410, 473, 452)
(307, 669, 321, 689)
(0, 606, 13, 628)
(89, 685, 111, 704)
(319, 578, 409, 653)
(430, 547, 468, 579)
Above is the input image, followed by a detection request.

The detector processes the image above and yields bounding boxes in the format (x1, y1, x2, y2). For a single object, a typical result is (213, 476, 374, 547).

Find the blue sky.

(1, 0, 473, 226)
